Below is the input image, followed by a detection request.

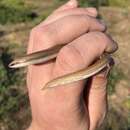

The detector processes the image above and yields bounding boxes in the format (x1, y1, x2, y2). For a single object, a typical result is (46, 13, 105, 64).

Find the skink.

(9, 44, 112, 90)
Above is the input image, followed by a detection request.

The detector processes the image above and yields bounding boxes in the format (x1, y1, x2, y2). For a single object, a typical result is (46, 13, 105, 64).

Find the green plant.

(108, 0, 130, 8)
(0, 0, 37, 25)
(0, 44, 30, 129)
(0, 45, 24, 116)
(108, 67, 125, 95)
(55, 0, 130, 8)
(99, 107, 129, 130)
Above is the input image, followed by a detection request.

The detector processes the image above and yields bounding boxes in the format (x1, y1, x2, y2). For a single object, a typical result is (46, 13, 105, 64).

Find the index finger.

(28, 15, 106, 53)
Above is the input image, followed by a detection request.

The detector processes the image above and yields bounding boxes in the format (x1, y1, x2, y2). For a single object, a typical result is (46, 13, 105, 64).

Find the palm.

(27, 5, 89, 129)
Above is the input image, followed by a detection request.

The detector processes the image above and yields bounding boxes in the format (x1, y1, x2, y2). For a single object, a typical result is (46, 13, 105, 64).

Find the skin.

(27, 0, 118, 130)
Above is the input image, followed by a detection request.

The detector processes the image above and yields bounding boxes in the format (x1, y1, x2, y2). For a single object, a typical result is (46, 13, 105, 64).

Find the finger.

(85, 7, 98, 17)
(86, 68, 110, 130)
(28, 15, 106, 54)
(51, 32, 117, 93)
(53, 32, 117, 75)
(43, 7, 98, 25)
(54, 0, 78, 13)
(46, 16, 106, 45)
(43, 0, 78, 25)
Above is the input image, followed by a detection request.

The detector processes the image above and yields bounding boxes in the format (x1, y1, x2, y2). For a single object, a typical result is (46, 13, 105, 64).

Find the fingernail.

(111, 41, 118, 52)
(106, 34, 118, 53)
(66, 0, 77, 6)
(99, 20, 106, 27)
(98, 20, 107, 31)
(97, 67, 111, 78)
(86, 7, 98, 16)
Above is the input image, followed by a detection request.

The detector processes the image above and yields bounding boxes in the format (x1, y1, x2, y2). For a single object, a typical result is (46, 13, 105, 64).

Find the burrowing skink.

(9, 44, 112, 90)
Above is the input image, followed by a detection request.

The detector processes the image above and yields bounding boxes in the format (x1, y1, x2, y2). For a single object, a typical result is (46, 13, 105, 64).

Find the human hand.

(27, 0, 118, 130)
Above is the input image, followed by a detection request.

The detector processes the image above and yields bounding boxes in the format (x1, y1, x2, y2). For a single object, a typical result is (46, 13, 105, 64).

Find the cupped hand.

(27, 0, 118, 130)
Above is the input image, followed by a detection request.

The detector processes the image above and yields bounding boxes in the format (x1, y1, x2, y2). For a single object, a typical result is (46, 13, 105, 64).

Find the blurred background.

(0, 0, 129, 130)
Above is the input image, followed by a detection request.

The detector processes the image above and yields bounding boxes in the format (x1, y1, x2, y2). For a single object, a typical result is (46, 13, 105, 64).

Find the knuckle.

(89, 32, 109, 52)
(74, 8, 88, 13)
(85, 15, 91, 22)
(30, 25, 52, 43)
(83, 15, 90, 26)
(57, 45, 85, 70)
(30, 27, 43, 40)
(92, 32, 110, 43)
(30, 27, 37, 38)
(92, 75, 108, 88)
(91, 32, 117, 53)
(68, 14, 89, 23)
(80, 14, 90, 22)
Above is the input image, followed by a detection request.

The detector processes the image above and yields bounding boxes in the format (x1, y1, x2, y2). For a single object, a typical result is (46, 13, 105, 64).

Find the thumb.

(86, 67, 110, 130)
